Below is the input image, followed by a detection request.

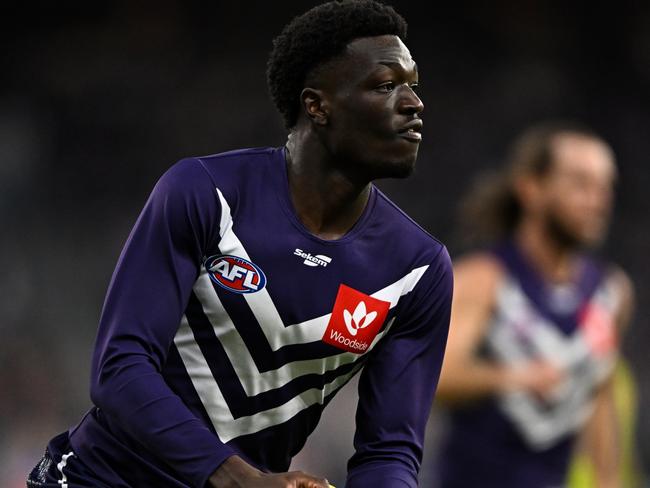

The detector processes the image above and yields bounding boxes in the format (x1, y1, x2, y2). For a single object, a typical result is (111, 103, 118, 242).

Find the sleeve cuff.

(346, 463, 416, 488)
(198, 449, 236, 488)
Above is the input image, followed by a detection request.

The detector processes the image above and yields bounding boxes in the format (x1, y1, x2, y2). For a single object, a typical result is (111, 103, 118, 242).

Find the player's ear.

(300, 87, 329, 126)
(513, 174, 544, 213)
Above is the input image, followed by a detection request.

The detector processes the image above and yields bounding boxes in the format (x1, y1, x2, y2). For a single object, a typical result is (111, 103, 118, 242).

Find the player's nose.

(398, 85, 424, 116)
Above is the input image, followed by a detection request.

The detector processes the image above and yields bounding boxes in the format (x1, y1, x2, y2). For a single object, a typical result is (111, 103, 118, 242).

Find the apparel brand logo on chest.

(205, 254, 267, 294)
(294, 248, 332, 267)
(323, 284, 390, 353)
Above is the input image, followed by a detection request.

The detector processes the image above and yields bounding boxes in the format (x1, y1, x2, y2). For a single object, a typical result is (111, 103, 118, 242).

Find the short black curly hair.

(267, 0, 408, 129)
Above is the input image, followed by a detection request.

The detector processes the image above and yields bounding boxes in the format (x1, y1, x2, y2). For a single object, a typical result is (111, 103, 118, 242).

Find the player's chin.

(370, 156, 416, 180)
(581, 227, 608, 248)
(392, 151, 418, 177)
(380, 147, 419, 178)
(392, 159, 417, 178)
(562, 226, 605, 251)
(572, 217, 609, 246)
(362, 141, 419, 179)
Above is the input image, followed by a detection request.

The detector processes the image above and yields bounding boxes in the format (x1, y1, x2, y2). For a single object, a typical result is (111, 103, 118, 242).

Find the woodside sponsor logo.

(322, 284, 390, 353)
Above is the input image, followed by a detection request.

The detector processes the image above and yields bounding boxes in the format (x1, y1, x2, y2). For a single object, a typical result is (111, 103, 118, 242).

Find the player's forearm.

(346, 461, 416, 488)
(593, 453, 621, 488)
(349, 251, 453, 488)
(208, 455, 331, 488)
(91, 361, 234, 487)
(571, 371, 620, 488)
(592, 435, 620, 488)
(594, 473, 621, 488)
(86, 157, 231, 485)
(587, 383, 621, 488)
(208, 455, 263, 487)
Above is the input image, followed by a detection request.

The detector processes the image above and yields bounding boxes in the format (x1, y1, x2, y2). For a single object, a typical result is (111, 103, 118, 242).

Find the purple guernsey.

(64, 147, 452, 487)
(436, 241, 619, 488)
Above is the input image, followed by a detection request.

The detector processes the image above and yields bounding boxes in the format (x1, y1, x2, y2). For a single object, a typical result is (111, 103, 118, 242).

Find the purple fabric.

(57, 147, 451, 487)
(493, 240, 604, 334)
(435, 239, 606, 488)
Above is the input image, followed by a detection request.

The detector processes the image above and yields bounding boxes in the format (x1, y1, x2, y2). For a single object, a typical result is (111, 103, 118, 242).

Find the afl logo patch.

(205, 255, 267, 294)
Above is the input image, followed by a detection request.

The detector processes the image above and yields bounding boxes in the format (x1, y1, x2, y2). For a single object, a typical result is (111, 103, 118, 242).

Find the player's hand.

(504, 359, 565, 398)
(209, 455, 331, 488)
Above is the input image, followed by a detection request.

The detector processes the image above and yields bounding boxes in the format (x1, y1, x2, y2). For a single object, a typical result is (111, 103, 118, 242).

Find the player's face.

(539, 135, 616, 248)
(320, 35, 423, 180)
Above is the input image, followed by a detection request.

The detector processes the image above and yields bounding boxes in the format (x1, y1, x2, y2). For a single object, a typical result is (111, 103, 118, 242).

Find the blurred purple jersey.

(436, 241, 619, 488)
(41, 147, 452, 487)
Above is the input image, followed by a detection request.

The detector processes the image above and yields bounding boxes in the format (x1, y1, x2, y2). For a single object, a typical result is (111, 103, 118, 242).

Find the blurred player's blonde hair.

(456, 120, 606, 249)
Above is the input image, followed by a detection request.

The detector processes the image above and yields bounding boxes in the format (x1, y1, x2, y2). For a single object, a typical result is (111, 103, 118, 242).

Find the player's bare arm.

(436, 252, 563, 404)
(579, 267, 636, 488)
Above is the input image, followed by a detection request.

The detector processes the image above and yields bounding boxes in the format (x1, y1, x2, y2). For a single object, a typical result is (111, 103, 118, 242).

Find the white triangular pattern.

(488, 277, 618, 450)
(192, 270, 399, 397)
(214, 188, 428, 349)
(175, 314, 365, 443)
(171, 187, 430, 442)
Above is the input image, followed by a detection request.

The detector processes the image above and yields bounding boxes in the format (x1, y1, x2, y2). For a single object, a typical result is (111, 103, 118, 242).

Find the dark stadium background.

(2, 1, 649, 486)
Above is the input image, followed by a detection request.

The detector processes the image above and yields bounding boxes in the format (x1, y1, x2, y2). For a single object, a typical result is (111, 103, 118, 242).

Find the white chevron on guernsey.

(174, 314, 364, 443)
(215, 188, 429, 349)
(171, 188, 432, 441)
(189, 270, 396, 396)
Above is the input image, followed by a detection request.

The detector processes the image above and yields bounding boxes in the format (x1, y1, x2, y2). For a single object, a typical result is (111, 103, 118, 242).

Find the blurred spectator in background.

(432, 121, 640, 488)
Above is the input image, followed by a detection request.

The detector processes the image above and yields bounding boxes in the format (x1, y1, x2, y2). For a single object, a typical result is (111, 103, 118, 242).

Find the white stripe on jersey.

(171, 187, 430, 442)
(488, 277, 618, 450)
(190, 269, 397, 396)
(215, 188, 428, 349)
(175, 314, 364, 443)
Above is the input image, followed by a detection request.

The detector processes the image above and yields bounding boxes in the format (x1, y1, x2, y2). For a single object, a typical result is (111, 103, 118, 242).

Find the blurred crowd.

(2, 1, 649, 486)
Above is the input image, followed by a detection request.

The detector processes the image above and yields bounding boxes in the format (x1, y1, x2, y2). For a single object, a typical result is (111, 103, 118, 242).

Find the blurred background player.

(433, 121, 637, 488)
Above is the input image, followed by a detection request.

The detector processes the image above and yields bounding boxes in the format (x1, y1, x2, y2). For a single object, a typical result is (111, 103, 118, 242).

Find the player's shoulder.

(194, 146, 279, 179)
(194, 146, 278, 166)
(152, 156, 213, 199)
(160, 146, 280, 194)
(440, 251, 505, 312)
(166, 146, 277, 176)
(604, 263, 634, 295)
(603, 263, 635, 326)
(452, 250, 506, 288)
